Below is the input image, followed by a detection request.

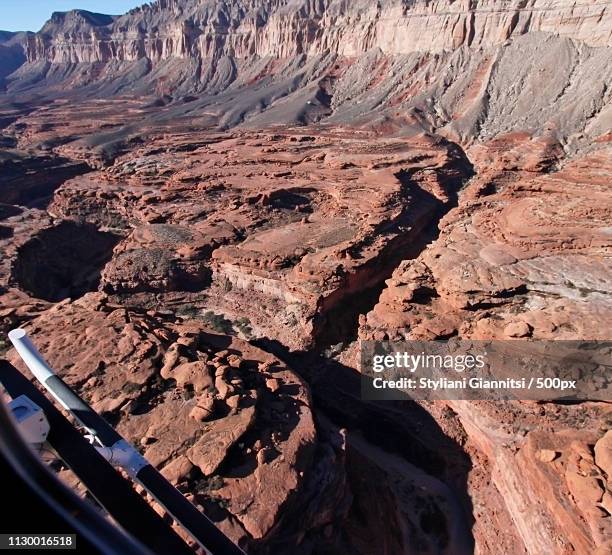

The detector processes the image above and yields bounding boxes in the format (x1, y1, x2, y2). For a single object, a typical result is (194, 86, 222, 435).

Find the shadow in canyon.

(253, 141, 477, 553)
(0, 151, 91, 209)
(254, 338, 476, 555)
(10, 221, 120, 302)
(313, 144, 474, 351)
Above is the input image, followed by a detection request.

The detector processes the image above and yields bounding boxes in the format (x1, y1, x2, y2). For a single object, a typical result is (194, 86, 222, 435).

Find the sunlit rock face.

(0, 1, 611, 554)
(3, 1, 611, 149)
(23, 0, 612, 64)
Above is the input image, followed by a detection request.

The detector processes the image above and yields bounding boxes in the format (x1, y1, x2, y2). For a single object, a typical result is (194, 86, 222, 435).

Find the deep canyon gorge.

(1, 1, 611, 553)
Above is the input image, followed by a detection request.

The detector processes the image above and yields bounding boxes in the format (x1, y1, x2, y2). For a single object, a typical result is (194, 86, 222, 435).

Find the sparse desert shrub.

(202, 311, 234, 334)
(176, 306, 238, 335)
(176, 304, 201, 319)
(322, 342, 344, 359)
(235, 316, 253, 338)
(122, 381, 142, 394)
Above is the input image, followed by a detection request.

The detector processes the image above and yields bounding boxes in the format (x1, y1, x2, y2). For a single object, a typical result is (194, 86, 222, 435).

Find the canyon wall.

(0, 32, 27, 89)
(3, 1, 610, 147)
(22, 0, 612, 64)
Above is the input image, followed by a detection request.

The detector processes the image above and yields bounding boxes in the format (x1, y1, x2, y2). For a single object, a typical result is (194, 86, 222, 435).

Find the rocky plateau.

(1, 1, 611, 554)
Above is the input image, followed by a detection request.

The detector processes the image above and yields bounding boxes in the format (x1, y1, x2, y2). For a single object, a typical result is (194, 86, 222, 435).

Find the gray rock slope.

(2, 0, 611, 144)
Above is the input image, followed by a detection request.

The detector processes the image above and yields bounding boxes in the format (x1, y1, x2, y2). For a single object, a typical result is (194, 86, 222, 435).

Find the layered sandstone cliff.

(22, 0, 612, 64)
(3, 1, 611, 146)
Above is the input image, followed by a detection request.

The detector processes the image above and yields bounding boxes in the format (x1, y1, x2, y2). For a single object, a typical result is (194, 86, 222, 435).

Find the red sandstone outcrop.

(0, 149, 90, 206)
(45, 130, 472, 349)
(100, 224, 218, 294)
(359, 136, 612, 553)
(362, 138, 612, 342)
(7, 294, 349, 551)
(1, 124, 610, 555)
(438, 399, 612, 554)
(0, 205, 52, 344)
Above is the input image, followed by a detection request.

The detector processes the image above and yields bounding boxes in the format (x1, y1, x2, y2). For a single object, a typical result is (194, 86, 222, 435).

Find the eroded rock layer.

(359, 136, 612, 553)
(0, 1, 611, 554)
(363, 138, 612, 342)
(1, 1, 611, 148)
(41, 130, 472, 349)
(7, 294, 348, 552)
